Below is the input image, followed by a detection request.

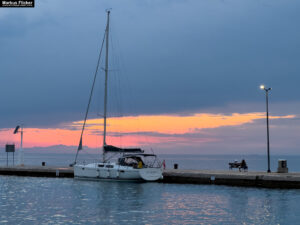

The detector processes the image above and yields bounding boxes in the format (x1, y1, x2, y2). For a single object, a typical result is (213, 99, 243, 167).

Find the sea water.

(1, 153, 300, 224)
(0, 175, 300, 224)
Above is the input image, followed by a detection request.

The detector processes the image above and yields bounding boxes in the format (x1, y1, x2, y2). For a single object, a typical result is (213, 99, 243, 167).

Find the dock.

(0, 166, 73, 178)
(163, 169, 300, 188)
(1, 166, 300, 188)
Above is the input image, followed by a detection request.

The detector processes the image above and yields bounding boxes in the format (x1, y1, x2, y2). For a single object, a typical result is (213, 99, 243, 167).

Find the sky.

(1, 0, 300, 155)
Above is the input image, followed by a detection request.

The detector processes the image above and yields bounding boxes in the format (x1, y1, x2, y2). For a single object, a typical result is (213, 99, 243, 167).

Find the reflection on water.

(0, 176, 300, 224)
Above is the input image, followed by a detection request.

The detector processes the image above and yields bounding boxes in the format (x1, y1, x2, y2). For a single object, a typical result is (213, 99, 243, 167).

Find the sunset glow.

(0, 112, 295, 149)
(71, 112, 294, 134)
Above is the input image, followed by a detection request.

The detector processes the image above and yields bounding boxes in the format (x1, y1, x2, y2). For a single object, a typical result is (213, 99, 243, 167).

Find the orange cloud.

(0, 112, 295, 148)
(72, 113, 294, 134)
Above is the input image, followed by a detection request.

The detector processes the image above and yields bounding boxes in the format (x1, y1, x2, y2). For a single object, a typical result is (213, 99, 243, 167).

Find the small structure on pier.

(5, 144, 15, 166)
(277, 159, 288, 173)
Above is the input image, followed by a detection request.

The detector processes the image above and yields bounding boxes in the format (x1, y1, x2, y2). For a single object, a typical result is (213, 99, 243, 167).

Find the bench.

(229, 161, 248, 171)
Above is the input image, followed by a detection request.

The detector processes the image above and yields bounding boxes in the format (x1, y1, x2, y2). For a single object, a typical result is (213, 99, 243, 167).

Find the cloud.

(0, 0, 300, 129)
(0, 111, 295, 156)
(71, 112, 294, 135)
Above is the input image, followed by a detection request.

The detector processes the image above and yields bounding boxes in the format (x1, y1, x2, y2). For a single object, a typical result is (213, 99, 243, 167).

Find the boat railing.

(76, 157, 162, 169)
(75, 159, 103, 166)
(143, 155, 162, 168)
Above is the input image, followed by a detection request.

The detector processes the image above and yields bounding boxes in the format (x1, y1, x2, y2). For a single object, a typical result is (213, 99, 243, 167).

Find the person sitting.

(138, 160, 143, 169)
(239, 159, 248, 171)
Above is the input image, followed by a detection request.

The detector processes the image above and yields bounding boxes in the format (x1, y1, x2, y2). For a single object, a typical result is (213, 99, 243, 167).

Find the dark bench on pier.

(229, 160, 248, 171)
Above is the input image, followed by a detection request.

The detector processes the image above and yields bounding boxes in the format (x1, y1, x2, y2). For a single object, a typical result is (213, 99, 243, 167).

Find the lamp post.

(260, 85, 271, 173)
(13, 125, 24, 166)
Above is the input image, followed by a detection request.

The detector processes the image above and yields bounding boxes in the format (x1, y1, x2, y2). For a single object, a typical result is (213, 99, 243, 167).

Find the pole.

(266, 90, 271, 173)
(18, 126, 24, 166)
(103, 10, 110, 162)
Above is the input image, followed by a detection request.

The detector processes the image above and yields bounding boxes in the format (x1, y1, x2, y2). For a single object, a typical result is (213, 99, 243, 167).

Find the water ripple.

(0, 176, 299, 224)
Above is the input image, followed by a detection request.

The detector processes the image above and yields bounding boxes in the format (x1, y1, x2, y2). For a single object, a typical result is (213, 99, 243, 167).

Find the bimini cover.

(103, 145, 143, 153)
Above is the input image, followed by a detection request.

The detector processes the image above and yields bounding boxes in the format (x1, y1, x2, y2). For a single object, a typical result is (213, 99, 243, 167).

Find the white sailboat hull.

(74, 163, 163, 181)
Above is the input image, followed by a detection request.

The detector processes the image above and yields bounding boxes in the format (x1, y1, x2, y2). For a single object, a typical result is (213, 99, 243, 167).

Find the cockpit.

(118, 156, 144, 168)
(117, 153, 160, 169)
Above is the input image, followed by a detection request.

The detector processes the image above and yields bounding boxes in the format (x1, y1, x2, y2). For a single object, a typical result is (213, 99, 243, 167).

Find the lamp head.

(260, 85, 265, 90)
(13, 125, 20, 134)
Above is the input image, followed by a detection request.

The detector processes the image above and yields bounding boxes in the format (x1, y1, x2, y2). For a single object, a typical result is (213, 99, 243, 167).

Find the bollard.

(174, 163, 178, 169)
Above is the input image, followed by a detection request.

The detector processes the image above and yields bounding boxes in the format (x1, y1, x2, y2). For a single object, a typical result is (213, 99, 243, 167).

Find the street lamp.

(13, 125, 24, 166)
(260, 85, 271, 173)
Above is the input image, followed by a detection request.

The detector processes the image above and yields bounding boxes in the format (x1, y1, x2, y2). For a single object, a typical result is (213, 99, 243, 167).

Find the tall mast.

(103, 10, 110, 161)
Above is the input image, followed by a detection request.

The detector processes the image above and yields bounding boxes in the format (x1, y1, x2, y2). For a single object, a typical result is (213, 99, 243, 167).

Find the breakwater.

(163, 169, 300, 188)
(0, 166, 73, 178)
(1, 166, 300, 188)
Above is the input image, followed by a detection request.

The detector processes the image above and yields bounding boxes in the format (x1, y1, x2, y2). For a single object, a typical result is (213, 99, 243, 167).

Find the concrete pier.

(163, 169, 300, 188)
(0, 166, 73, 178)
(1, 167, 300, 188)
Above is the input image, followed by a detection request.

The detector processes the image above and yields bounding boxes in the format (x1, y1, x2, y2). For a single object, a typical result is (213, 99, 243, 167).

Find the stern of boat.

(139, 167, 163, 181)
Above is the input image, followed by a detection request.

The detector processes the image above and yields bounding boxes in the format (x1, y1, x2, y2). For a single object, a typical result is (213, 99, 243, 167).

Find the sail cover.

(104, 145, 143, 153)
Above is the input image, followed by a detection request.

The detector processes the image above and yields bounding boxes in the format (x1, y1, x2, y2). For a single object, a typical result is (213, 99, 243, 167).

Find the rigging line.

(109, 28, 125, 145)
(73, 31, 106, 164)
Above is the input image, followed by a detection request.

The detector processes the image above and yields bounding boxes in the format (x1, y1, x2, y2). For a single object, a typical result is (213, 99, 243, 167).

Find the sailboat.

(73, 10, 163, 181)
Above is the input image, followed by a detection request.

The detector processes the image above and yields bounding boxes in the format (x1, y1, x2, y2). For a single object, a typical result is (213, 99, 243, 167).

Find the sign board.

(5, 144, 15, 152)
